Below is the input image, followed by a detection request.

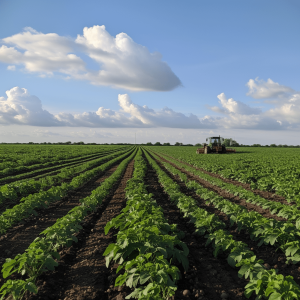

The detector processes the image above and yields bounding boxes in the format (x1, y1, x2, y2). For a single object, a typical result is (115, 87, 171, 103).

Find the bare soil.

(143, 153, 250, 300)
(0, 163, 121, 284)
(22, 160, 134, 300)
(147, 151, 300, 293)
(158, 152, 293, 207)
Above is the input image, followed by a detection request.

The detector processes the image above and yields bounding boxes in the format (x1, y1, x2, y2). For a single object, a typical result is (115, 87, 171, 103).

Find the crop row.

(153, 151, 300, 265)
(103, 148, 189, 299)
(0, 148, 134, 235)
(0, 147, 132, 208)
(144, 149, 300, 299)
(0, 149, 137, 300)
(150, 146, 300, 204)
(0, 145, 126, 171)
(152, 150, 300, 222)
(0, 146, 127, 182)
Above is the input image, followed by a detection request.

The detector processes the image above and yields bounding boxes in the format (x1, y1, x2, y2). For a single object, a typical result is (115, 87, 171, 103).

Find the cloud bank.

(0, 86, 213, 128)
(0, 26, 181, 91)
(1, 78, 299, 130)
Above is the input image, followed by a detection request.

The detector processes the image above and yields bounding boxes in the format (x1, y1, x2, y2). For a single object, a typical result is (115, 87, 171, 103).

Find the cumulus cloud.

(2, 79, 300, 130)
(7, 65, 15, 71)
(0, 87, 213, 128)
(0, 87, 61, 126)
(246, 78, 294, 100)
(0, 26, 181, 91)
(207, 78, 300, 130)
(209, 93, 261, 115)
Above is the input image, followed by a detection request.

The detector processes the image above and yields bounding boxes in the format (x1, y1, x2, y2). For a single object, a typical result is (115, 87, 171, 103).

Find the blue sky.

(0, 0, 300, 144)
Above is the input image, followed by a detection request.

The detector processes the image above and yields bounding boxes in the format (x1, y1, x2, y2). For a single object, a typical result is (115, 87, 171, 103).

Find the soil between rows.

(157, 152, 292, 207)
(0, 163, 121, 285)
(148, 152, 300, 289)
(23, 159, 135, 300)
(0, 151, 118, 186)
(143, 152, 250, 300)
(0, 152, 128, 215)
(153, 152, 287, 222)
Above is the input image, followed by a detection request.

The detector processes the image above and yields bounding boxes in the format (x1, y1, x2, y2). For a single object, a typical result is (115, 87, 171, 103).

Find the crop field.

(1, 145, 300, 300)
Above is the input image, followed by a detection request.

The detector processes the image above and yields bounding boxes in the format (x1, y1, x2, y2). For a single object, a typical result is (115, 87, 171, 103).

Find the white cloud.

(206, 78, 300, 130)
(7, 65, 15, 71)
(0, 87, 61, 126)
(0, 26, 181, 91)
(0, 87, 214, 128)
(1, 79, 300, 131)
(246, 78, 294, 100)
(209, 93, 261, 115)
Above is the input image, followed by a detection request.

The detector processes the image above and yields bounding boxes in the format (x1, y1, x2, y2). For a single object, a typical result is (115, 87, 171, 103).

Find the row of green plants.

(153, 151, 300, 222)
(0, 145, 126, 171)
(0, 149, 137, 300)
(0, 148, 134, 235)
(149, 146, 300, 203)
(103, 148, 189, 299)
(0, 148, 127, 187)
(157, 154, 300, 266)
(144, 149, 300, 300)
(0, 147, 132, 207)
(0, 147, 127, 181)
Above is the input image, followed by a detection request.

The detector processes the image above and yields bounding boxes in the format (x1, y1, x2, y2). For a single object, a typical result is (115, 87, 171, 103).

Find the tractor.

(196, 136, 236, 154)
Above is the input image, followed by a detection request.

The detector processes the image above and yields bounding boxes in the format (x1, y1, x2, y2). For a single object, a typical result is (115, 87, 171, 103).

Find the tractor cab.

(196, 135, 236, 154)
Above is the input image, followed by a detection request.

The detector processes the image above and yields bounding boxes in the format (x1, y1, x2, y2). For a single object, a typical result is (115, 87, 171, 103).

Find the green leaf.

(139, 271, 151, 285)
(268, 292, 282, 300)
(25, 282, 38, 294)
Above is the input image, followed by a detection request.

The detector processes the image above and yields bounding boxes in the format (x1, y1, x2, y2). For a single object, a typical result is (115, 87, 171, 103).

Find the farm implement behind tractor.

(196, 136, 236, 154)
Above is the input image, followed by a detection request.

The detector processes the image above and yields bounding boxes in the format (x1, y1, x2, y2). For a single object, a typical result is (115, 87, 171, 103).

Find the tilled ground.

(143, 154, 250, 300)
(0, 163, 121, 284)
(157, 152, 292, 207)
(23, 160, 135, 300)
(147, 152, 300, 293)
(0, 152, 126, 215)
(0, 152, 108, 185)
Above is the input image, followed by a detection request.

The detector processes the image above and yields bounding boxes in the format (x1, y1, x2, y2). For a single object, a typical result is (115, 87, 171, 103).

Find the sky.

(0, 0, 300, 145)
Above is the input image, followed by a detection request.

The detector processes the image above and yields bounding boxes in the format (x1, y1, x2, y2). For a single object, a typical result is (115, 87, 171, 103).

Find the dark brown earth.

(153, 152, 287, 222)
(146, 151, 300, 291)
(157, 151, 293, 207)
(22, 160, 134, 300)
(0, 150, 121, 185)
(0, 163, 121, 285)
(142, 153, 250, 300)
(0, 151, 129, 215)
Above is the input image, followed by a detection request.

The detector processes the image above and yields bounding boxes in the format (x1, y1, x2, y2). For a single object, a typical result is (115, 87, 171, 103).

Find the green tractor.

(196, 136, 236, 154)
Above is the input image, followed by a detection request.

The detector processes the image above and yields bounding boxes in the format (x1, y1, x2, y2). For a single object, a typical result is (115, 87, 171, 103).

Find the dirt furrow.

(156, 151, 292, 206)
(0, 164, 120, 280)
(23, 160, 134, 300)
(149, 153, 300, 290)
(155, 152, 286, 222)
(143, 155, 249, 300)
(0, 152, 114, 186)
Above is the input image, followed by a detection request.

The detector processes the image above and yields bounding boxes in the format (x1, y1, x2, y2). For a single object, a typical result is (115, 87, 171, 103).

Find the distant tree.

(175, 142, 182, 146)
(65, 141, 72, 144)
(146, 142, 153, 145)
(252, 144, 261, 147)
(270, 144, 277, 147)
(163, 142, 170, 146)
(283, 144, 288, 147)
(194, 143, 202, 147)
(154, 142, 162, 146)
(278, 144, 283, 147)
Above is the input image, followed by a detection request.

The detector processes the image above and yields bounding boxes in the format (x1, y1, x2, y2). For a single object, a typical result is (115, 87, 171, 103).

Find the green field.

(1, 145, 300, 300)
